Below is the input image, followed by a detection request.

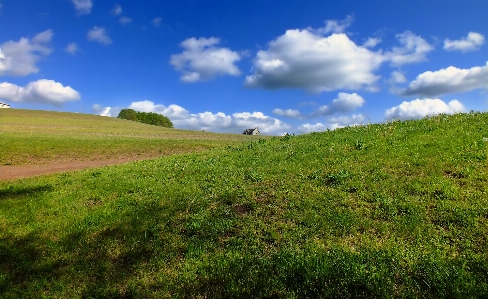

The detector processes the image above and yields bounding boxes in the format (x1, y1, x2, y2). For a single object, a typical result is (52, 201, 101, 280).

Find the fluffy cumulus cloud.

(385, 31, 434, 66)
(312, 15, 354, 35)
(64, 42, 79, 55)
(328, 114, 366, 126)
(272, 93, 364, 120)
(297, 122, 328, 133)
(401, 62, 488, 97)
(170, 37, 242, 82)
(298, 114, 365, 133)
(0, 79, 80, 105)
(128, 100, 187, 119)
(0, 30, 53, 76)
(245, 29, 384, 93)
(93, 104, 120, 117)
(120, 100, 289, 135)
(390, 71, 407, 83)
(363, 37, 381, 48)
(87, 27, 112, 45)
(385, 98, 466, 120)
(444, 32, 484, 52)
(313, 93, 365, 116)
(72, 0, 92, 15)
(272, 108, 302, 119)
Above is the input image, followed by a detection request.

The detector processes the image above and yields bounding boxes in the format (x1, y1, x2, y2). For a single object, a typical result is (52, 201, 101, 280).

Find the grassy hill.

(0, 109, 255, 166)
(1, 111, 488, 298)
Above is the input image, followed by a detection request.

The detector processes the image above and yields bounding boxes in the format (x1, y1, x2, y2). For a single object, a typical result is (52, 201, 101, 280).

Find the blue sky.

(0, 0, 487, 135)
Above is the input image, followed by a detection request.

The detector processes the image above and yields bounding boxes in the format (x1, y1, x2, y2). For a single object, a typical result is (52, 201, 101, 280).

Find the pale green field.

(0, 109, 256, 166)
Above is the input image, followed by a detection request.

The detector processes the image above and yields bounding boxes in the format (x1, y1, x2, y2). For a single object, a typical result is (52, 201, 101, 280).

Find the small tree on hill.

(117, 109, 174, 128)
(117, 109, 138, 121)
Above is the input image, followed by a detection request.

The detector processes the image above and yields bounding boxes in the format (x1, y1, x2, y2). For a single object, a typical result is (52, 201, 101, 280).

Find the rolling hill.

(1, 111, 488, 298)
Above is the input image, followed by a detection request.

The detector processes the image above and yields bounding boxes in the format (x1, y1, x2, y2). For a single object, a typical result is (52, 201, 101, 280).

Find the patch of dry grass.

(0, 109, 256, 166)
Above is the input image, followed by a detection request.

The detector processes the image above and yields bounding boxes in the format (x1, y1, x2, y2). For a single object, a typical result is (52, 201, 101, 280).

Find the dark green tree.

(117, 109, 174, 128)
(117, 109, 138, 121)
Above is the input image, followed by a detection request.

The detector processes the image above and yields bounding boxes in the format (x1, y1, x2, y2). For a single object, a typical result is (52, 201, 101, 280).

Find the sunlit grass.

(0, 109, 256, 165)
(1, 111, 488, 298)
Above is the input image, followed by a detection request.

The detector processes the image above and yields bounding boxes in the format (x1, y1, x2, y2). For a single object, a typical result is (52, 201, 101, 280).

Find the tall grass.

(1, 112, 488, 298)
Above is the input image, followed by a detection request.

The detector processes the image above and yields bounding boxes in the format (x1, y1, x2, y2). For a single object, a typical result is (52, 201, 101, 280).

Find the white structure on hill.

(243, 127, 260, 135)
(0, 102, 10, 108)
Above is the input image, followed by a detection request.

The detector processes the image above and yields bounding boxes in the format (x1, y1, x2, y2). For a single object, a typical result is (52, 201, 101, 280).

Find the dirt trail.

(0, 155, 159, 181)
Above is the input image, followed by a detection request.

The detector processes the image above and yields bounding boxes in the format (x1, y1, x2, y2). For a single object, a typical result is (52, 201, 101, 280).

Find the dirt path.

(0, 155, 159, 181)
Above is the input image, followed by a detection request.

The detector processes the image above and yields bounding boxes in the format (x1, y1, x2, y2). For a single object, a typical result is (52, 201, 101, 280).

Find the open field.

(1, 111, 488, 297)
(0, 109, 256, 179)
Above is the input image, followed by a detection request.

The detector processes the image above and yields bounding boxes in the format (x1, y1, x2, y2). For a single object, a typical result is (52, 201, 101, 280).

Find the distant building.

(0, 102, 10, 108)
(243, 127, 260, 135)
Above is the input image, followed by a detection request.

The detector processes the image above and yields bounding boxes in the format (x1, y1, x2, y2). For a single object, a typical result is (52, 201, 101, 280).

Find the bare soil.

(0, 154, 161, 181)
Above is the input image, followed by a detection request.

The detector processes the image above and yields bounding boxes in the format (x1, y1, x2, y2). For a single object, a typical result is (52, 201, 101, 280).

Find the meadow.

(0, 109, 255, 166)
(1, 110, 488, 298)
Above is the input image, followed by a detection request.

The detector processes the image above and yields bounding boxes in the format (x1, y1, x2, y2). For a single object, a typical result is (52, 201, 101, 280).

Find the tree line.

(117, 109, 174, 128)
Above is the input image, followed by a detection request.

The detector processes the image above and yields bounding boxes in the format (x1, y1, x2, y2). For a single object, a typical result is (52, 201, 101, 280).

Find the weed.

(355, 140, 367, 150)
(324, 170, 351, 186)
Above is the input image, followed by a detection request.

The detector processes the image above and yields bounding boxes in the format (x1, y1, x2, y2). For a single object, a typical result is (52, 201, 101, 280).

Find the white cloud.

(110, 4, 122, 15)
(128, 100, 186, 118)
(444, 32, 485, 52)
(100, 107, 112, 116)
(93, 104, 120, 117)
(32, 30, 53, 44)
(93, 104, 104, 113)
(401, 62, 488, 97)
(170, 37, 242, 82)
(328, 114, 366, 126)
(387, 71, 408, 94)
(64, 42, 79, 55)
(0, 79, 80, 105)
(313, 93, 365, 116)
(72, 0, 92, 15)
(272, 108, 302, 119)
(245, 29, 384, 93)
(126, 100, 289, 135)
(298, 114, 365, 133)
(363, 37, 381, 48)
(298, 122, 328, 133)
(390, 71, 407, 83)
(0, 30, 53, 76)
(152, 17, 162, 27)
(119, 17, 132, 25)
(87, 27, 112, 45)
(272, 93, 364, 120)
(313, 15, 354, 35)
(385, 98, 466, 120)
(385, 31, 434, 66)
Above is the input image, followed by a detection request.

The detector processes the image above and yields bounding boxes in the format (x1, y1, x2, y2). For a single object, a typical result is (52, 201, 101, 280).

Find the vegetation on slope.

(117, 108, 174, 128)
(1, 112, 488, 298)
(0, 109, 254, 166)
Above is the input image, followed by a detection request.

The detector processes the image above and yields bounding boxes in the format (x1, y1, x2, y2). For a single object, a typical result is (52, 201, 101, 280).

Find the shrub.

(117, 109, 173, 128)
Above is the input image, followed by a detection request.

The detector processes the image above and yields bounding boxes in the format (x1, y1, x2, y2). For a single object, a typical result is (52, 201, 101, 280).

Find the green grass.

(1, 111, 488, 298)
(0, 109, 256, 166)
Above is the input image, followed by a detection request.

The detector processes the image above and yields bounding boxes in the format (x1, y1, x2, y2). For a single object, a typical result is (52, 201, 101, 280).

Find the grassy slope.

(0, 109, 255, 166)
(1, 112, 488, 298)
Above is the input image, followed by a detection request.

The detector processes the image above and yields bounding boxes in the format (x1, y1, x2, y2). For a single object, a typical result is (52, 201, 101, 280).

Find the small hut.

(0, 102, 10, 108)
(242, 127, 260, 135)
